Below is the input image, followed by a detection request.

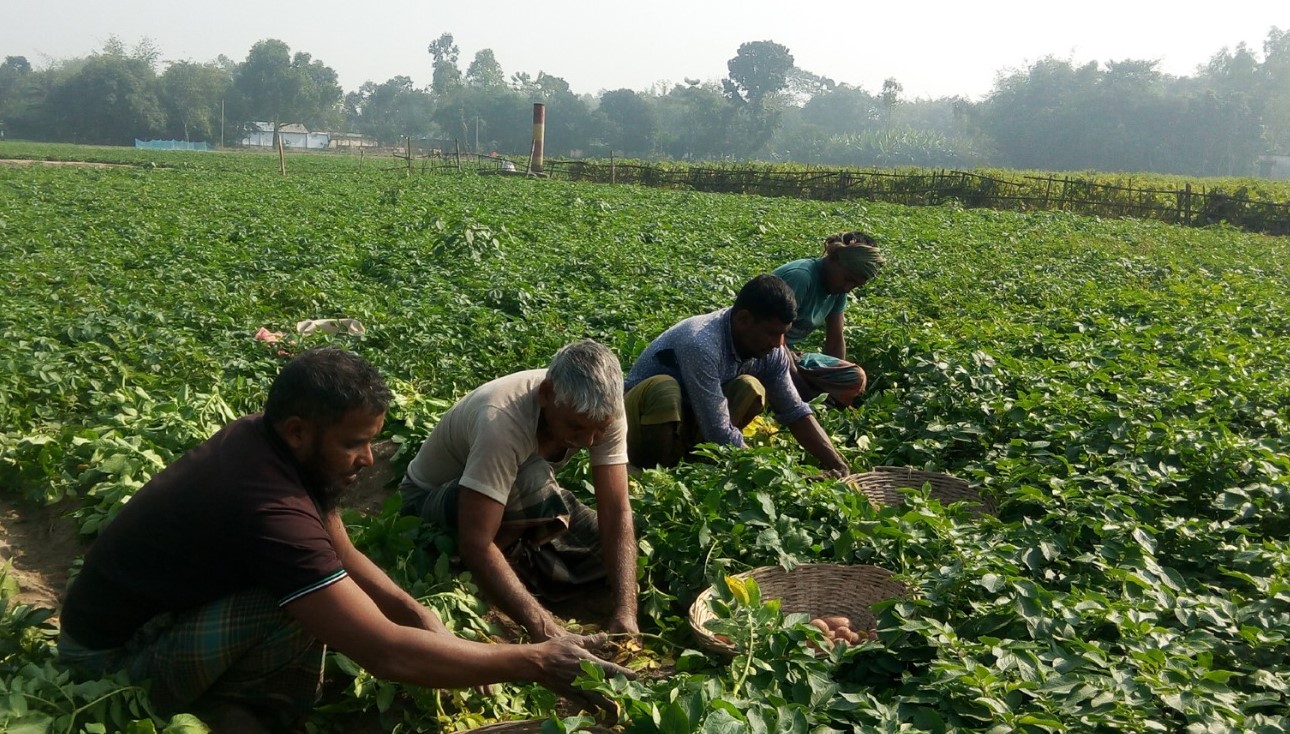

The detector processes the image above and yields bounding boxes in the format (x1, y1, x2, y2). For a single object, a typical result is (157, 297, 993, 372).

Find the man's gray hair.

(547, 339, 624, 422)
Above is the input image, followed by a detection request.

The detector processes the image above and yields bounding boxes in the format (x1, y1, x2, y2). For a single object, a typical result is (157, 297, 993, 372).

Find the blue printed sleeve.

(763, 347, 813, 425)
(677, 341, 747, 448)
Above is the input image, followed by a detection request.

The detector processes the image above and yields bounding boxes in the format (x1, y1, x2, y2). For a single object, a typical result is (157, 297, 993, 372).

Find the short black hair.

(732, 274, 797, 324)
(263, 347, 391, 426)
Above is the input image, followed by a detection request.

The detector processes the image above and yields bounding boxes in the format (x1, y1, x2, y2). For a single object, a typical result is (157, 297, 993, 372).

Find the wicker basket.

(845, 465, 996, 515)
(465, 722, 615, 733)
(688, 563, 907, 657)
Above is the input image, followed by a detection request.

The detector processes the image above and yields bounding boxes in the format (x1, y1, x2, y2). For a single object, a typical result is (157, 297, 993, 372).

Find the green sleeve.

(772, 261, 814, 297)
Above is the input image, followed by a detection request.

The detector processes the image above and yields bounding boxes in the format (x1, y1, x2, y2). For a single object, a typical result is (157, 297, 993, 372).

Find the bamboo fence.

(418, 156, 1290, 237)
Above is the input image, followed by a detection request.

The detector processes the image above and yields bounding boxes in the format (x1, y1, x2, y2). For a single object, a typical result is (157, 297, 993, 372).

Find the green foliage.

(599, 89, 659, 157)
(158, 61, 231, 144)
(0, 566, 196, 733)
(343, 76, 433, 146)
(227, 39, 343, 134)
(44, 45, 166, 146)
(975, 51, 1277, 177)
(724, 40, 795, 108)
(815, 128, 976, 168)
(0, 148, 1287, 731)
(6, 26, 1290, 175)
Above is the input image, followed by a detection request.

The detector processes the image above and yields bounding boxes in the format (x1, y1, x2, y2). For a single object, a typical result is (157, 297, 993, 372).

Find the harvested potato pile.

(807, 615, 876, 650)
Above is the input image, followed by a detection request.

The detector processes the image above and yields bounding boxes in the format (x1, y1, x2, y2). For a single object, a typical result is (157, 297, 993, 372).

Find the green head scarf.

(834, 243, 885, 281)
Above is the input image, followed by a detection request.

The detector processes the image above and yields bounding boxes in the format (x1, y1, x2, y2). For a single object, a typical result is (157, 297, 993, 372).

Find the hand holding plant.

(532, 633, 635, 720)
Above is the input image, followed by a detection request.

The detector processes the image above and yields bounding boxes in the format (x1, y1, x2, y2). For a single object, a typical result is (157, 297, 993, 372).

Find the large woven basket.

(845, 465, 996, 515)
(688, 563, 907, 657)
(465, 722, 615, 733)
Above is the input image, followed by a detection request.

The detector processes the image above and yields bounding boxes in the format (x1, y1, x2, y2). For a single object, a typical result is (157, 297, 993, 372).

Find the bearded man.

(58, 347, 628, 732)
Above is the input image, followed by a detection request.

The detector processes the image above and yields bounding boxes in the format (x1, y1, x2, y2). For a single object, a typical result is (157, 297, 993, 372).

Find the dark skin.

(638, 309, 848, 474)
(273, 409, 632, 710)
(817, 253, 874, 364)
(455, 379, 639, 642)
(785, 413, 848, 474)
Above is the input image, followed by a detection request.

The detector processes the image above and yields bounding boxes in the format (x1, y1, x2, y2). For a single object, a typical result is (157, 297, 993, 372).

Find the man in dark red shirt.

(59, 347, 629, 731)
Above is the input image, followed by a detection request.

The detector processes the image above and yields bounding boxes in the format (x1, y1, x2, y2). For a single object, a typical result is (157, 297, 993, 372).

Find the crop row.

(1, 153, 1288, 731)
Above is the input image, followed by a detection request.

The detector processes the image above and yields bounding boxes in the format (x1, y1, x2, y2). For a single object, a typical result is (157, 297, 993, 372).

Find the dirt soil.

(0, 496, 84, 613)
(0, 158, 131, 168)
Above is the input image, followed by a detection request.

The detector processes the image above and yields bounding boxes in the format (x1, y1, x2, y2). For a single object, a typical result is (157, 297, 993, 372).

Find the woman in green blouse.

(771, 231, 885, 408)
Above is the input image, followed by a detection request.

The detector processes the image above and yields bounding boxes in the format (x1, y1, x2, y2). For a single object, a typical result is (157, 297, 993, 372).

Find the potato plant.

(0, 145, 1287, 732)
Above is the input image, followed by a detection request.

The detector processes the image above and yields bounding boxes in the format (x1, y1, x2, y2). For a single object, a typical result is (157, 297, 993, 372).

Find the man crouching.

(400, 339, 639, 641)
(58, 347, 630, 732)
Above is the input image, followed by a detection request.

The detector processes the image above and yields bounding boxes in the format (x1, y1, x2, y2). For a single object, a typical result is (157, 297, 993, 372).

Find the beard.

(301, 435, 352, 514)
(309, 480, 349, 515)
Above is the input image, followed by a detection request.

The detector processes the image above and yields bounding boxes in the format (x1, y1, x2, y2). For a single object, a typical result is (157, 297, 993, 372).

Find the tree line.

(1, 29, 1287, 177)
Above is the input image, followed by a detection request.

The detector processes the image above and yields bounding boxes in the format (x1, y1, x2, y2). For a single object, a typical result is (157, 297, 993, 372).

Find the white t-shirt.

(404, 369, 628, 504)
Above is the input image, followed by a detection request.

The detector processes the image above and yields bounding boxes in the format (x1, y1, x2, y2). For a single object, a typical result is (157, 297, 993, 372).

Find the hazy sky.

(3, 1, 1285, 100)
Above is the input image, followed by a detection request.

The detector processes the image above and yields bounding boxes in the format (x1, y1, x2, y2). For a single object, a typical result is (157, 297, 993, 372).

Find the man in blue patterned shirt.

(624, 274, 849, 472)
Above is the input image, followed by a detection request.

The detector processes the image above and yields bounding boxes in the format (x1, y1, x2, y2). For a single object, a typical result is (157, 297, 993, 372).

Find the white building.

(241, 122, 330, 150)
(1258, 154, 1290, 180)
(329, 132, 379, 150)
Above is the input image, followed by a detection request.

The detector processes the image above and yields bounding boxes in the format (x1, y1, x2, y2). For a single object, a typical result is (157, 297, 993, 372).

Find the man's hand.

(591, 463, 640, 646)
(531, 617, 574, 643)
(533, 633, 635, 719)
(787, 414, 849, 474)
(420, 607, 449, 634)
(605, 610, 640, 638)
(457, 489, 569, 641)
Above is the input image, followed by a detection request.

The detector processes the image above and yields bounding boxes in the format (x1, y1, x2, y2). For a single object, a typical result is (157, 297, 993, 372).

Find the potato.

(820, 615, 851, 631)
(805, 620, 834, 655)
(830, 625, 857, 645)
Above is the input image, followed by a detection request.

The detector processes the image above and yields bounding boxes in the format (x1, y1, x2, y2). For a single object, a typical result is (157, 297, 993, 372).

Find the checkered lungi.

(790, 351, 867, 408)
(57, 588, 323, 723)
(401, 455, 605, 585)
(623, 373, 766, 468)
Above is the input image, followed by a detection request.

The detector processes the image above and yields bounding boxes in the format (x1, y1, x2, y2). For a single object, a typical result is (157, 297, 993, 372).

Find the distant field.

(2, 145, 1288, 732)
(5, 139, 1290, 202)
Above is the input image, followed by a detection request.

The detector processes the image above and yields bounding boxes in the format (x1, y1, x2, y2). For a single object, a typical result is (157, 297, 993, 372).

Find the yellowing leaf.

(725, 575, 750, 606)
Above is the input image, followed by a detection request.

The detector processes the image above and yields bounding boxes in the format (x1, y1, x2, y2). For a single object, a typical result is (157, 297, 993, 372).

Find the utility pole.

(220, 99, 225, 149)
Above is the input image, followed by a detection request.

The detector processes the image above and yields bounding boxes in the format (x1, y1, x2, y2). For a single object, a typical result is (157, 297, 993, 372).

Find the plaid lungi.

(790, 351, 867, 408)
(401, 455, 606, 585)
(57, 588, 323, 722)
(624, 373, 765, 468)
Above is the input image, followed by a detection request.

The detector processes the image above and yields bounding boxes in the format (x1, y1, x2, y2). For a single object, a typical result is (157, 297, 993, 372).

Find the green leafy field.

(2, 147, 1288, 732)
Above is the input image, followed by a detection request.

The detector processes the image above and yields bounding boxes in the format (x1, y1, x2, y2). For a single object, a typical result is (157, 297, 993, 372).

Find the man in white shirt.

(401, 340, 638, 641)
